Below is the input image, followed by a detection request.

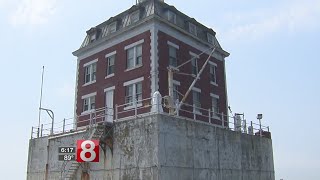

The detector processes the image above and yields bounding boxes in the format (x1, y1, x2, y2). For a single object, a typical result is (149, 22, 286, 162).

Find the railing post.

(89, 112, 93, 127)
(31, 127, 34, 139)
(267, 126, 270, 132)
(40, 124, 43, 137)
(37, 127, 40, 138)
(134, 100, 137, 117)
(208, 108, 211, 123)
(259, 119, 262, 137)
(193, 104, 196, 120)
(248, 121, 254, 135)
(62, 118, 66, 133)
(115, 104, 118, 120)
(222, 112, 225, 128)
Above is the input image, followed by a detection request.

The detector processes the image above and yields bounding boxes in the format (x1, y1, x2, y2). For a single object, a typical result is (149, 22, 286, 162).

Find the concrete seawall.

(27, 114, 274, 180)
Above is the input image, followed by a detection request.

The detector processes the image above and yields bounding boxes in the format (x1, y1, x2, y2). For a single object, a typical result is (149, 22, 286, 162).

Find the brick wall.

(76, 31, 152, 125)
(157, 31, 228, 124)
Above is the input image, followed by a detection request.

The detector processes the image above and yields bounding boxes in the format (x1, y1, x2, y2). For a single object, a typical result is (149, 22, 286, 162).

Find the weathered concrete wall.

(27, 114, 274, 180)
(157, 115, 274, 180)
(27, 137, 48, 180)
(111, 115, 159, 180)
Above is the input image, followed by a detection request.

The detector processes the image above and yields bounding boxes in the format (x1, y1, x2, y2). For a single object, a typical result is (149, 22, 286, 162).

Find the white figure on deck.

(151, 91, 163, 113)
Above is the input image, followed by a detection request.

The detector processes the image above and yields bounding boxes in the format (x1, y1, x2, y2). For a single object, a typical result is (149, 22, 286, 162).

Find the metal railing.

(30, 95, 270, 139)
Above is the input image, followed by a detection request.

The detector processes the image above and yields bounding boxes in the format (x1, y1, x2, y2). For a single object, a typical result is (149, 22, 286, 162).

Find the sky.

(0, 0, 319, 179)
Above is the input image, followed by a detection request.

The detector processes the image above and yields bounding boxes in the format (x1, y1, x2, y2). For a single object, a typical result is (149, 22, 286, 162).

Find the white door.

(105, 90, 114, 123)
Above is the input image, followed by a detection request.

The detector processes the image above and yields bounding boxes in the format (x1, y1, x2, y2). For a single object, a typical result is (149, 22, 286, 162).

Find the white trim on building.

(104, 86, 116, 92)
(124, 39, 145, 50)
(167, 41, 179, 49)
(123, 77, 144, 86)
(81, 92, 97, 99)
(105, 51, 117, 58)
(83, 59, 98, 67)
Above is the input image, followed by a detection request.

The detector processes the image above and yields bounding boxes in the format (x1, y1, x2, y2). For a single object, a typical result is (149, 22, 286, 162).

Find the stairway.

(60, 124, 104, 180)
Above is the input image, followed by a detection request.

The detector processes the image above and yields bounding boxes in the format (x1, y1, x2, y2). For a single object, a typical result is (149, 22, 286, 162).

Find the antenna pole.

(38, 66, 44, 137)
(176, 48, 216, 112)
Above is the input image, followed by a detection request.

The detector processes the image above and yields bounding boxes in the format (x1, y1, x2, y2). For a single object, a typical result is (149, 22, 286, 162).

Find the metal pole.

(177, 48, 216, 112)
(51, 112, 55, 135)
(40, 124, 43, 137)
(38, 66, 45, 137)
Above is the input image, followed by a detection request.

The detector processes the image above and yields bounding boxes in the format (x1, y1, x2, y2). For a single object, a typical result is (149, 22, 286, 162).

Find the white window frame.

(105, 51, 116, 78)
(192, 87, 201, 114)
(190, 52, 199, 75)
(130, 11, 140, 24)
(83, 59, 98, 86)
(81, 92, 97, 114)
(209, 61, 218, 86)
(168, 46, 178, 67)
(125, 40, 144, 70)
(210, 93, 220, 118)
(167, 41, 179, 49)
(167, 10, 176, 24)
(109, 22, 117, 34)
(189, 23, 197, 36)
(207, 33, 214, 44)
(123, 77, 144, 110)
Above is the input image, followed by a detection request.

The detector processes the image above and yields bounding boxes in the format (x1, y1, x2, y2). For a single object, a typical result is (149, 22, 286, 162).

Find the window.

(123, 77, 144, 109)
(82, 93, 96, 113)
(125, 82, 142, 108)
(193, 90, 201, 113)
(127, 44, 142, 69)
(212, 96, 219, 117)
(189, 23, 197, 36)
(130, 11, 140, 24)
(191, 56, 198, 75)
(106, 55, 115, 76)
(105, 51, 116, 77)
(207, 33, 214, 44)
(209, 62, 217, 85)
(109, 22, 117, 34)
(102, 26, 108, 37)
(84, 61, 97, 85)
(90, 34, 96, 43)
(169, 45, 177, 67)
(168, 11, 176, 24)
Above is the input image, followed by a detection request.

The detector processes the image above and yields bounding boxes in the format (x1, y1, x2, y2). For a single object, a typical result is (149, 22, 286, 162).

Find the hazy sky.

(0, 0, 319, 179)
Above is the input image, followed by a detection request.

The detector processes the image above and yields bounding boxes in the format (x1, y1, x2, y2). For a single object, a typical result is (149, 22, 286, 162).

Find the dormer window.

(90, 34, 96, 43)
(168, 10, 176, 24)
(109, 22, 117, 34)
(207, 33, 214, 44)
(130, 11, 140, 24)
(189, 23, 197, 36)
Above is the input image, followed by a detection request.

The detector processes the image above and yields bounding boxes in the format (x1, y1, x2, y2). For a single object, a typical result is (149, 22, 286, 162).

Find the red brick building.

(73, 0, 230, 127)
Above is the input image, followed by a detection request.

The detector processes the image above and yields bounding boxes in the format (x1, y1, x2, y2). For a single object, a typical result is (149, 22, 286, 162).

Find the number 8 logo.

(77, 140, 99, 162)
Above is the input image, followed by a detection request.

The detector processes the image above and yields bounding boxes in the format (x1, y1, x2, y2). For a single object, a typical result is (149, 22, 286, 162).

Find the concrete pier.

(27, 114, 274, 180)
